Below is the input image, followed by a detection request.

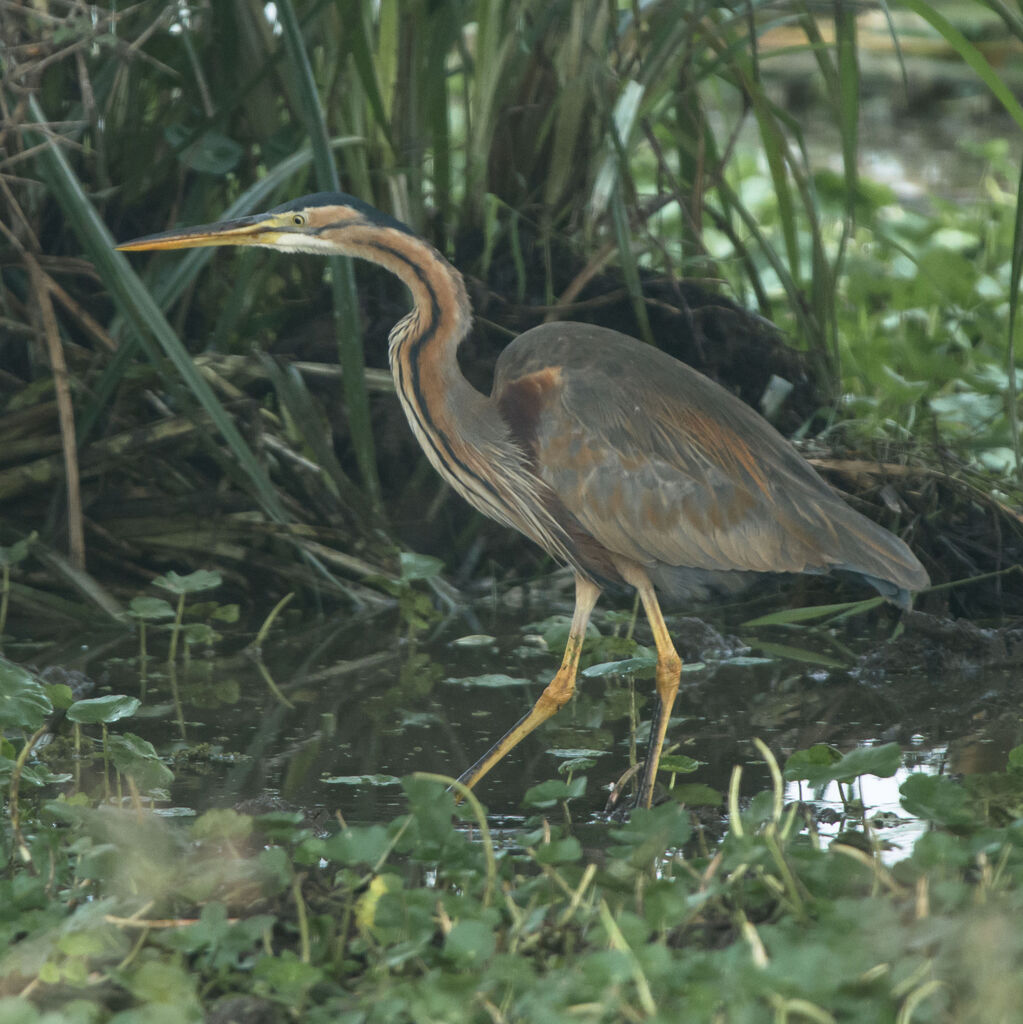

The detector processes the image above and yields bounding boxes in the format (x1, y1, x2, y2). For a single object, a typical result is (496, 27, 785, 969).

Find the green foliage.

(321, 774, 401, 788)
(0, 660, 52, 730)
(0, 539, 32, 569)
(3, 0, 1020, 623)
(900, 772, 980, 830)
(370, 554, 443, 640)
(146, 571, 226, 663)
(151, 571, 222, 597)
(657, 753, 702, 774)
(785, 742, 902, 787)
(66, 696, 140, 725)
(522, 776, 587, 808)
(106, 734, 173, 793)
(127, 598, 177, 622)
(0, 651, 169, 817)
(3, 7, 1023, 1011)
(446, 673, 530, 688)
(397, 552, 444, 583)
(582, 654, 658, 679)
(7, 738, 1023, 1021)
(667, 782, 722, 807)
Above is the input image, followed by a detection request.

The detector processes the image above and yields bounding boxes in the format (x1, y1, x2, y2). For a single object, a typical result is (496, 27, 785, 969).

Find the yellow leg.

(457, 574, 601, 793)
(616, 564, 682, 809)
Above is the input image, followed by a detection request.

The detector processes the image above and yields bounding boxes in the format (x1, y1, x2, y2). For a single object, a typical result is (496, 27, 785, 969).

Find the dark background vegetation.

(2, 0, 1021, 629)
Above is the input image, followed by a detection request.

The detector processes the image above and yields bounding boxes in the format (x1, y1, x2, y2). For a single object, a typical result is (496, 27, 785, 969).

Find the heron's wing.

(495, 323, 928, 594)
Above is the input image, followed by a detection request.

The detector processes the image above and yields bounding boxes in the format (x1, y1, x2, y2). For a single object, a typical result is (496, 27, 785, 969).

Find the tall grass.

(1, 0, 1020, 605)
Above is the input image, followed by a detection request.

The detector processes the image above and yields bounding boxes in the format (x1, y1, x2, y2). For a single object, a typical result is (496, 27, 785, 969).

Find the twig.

(26, 252, 85, 569)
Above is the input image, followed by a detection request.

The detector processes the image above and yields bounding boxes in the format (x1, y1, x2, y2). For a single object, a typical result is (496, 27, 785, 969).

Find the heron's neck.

(359, 226, 577, 568)
(355, 229, 509, 492)
(377, 232, 475, 399)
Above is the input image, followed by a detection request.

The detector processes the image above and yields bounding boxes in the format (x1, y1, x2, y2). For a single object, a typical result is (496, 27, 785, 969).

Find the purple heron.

(118, 193, 929, 808)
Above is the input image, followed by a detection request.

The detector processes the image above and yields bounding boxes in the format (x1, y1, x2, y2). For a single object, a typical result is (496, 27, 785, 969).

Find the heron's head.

(117, 192, 415, 256)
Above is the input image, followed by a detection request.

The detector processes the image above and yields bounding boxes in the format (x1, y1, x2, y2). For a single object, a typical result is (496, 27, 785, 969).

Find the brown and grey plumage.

(118, 192, 929, 808)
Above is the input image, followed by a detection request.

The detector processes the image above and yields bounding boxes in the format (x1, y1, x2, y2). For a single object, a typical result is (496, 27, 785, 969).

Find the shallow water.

(39, 586, 1020, 854)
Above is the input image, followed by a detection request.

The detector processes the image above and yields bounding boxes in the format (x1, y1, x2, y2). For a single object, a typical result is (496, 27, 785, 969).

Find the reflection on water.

(788, 753, 945, 866)
(74, 595, 1021, 851)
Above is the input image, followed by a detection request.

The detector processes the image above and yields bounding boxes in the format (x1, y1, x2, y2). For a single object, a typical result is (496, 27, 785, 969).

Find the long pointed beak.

(117, 213, 281, 252)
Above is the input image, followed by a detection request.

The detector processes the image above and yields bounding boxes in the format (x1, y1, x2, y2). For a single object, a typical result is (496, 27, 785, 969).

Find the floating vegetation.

(5, 670, 1023, 1022)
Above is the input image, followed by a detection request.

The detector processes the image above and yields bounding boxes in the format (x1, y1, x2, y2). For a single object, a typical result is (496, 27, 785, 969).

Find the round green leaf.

(443, 920, 496, 965)
(108, 733, 174, 791)
(0, 660, 52, 730)
(182, 623, 218, 645)
(658, 754, 703, 774)
(784, 744, 841, 781)
(66, 694, 140, 725)
(321, 824, 391, 865)
(321, 773, 401, 787)
(534, 836, 582, 864)
(184, 130, 243, 175)
(128, 596, 176, 620)
(667, 783, 722, 807)
(211, 603, 240, 623)
(43, 683, 75, 711)
(152, 570, 222, 595)
(785, 742, 900, 786)
(398, 551, 444, 581)
(582, 655, 657, 678)
(444, 673, 529, 688)
(900, 773, 977, 828)
(523, 777, 586, 808)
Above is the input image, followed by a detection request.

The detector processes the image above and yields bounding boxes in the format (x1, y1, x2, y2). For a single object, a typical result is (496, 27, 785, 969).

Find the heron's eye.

(292, 213, 306, 227)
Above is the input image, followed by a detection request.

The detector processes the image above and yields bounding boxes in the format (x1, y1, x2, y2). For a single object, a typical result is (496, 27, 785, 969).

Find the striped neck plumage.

(348, 228, 472, 369)
(357, 224, 493, 464)
(365, 223, 580, 573)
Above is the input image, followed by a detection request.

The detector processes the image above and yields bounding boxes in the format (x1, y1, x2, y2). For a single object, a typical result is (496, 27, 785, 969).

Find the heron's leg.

(616, 564, 682, 809)
(456, 574, 601, 793)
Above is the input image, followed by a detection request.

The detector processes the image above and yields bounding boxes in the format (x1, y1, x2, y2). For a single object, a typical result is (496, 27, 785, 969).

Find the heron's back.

(494, 322, 928, 605)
